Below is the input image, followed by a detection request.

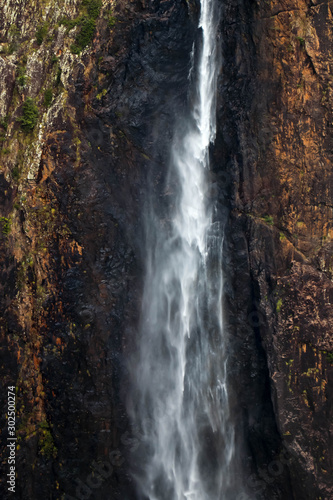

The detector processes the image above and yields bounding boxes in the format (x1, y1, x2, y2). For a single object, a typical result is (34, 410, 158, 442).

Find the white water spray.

(128, 0, 238, 498)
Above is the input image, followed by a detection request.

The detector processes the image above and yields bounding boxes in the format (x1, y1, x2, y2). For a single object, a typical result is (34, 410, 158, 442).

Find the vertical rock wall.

(218, 1, 333, 498)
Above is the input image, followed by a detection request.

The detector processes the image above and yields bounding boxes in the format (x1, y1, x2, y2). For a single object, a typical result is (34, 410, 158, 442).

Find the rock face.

(0, 0, 331, 499)
(218, 1, 333, 498)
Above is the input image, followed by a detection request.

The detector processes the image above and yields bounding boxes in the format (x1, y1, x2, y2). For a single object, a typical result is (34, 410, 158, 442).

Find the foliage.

(82, 0, 102, 20)
(108, 14, 116, 28)
(36, 23, 48, 45)
(39, 421, 57, 459)
(12, 165, 20, 181)
(0, 115, 8, 131)
(68, 0, 102, 54)
(276, 298, 283, 313)
(8, 25, 20, 38)
(0, 217, 11, 235)
(297, 36, 305, 47)
(55, 68, 62, 86)
(43, 88, 53, 107)
(71, 17, 96, 54)
(51, 54, 58, 64)
(7, 25, 20, 52)
(326, 352, 333, 364)
(18, 98, 39, 132)
(59, 15, 83, 31)
(16, 65, 27, 87)
(96, 88, 107, 100)
(263, 215, 274, 225)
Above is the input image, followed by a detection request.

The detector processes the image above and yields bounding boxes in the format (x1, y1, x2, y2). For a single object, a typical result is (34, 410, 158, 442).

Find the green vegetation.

(0, 115, 9, 131)
(326, 352, 333, 364)
(276, 298, 283, 313)
(55, 67, 62, 86)
(263, 214, 274, 225)
(12, 165, 20, 181)
(63, 0, 102, 54)
(43, 88, 53, 107)
(0, 116, 8, 145)
(36, 23, 48, 45)
(279, 232, 286, 241)
(0, 217, 11, 235)
(51, 54, 58, 64)
(39, 420, 57, 459)
(71, 17, 96, 54)
(303, 366, 320, 377)
(16, 64, 27, 87)
(7, 25, 20, 53)
(82, 0, 102, 19)
(59, 15, 83, 31)
(108, 14, 117, 28)
(18, 98, 39, 132)
(96, 88, 107, 100)
(297, 36, 305, 47)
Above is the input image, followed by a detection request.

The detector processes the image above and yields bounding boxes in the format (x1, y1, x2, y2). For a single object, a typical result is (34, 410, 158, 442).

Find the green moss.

(36, 23, 49, 45)
(43, 88, 53, 107)
(18, 98, 39, 132)
(51, 54, 58, 64)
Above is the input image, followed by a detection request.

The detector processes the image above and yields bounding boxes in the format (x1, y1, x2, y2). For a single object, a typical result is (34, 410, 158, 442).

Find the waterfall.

(128, 0, 239, 498)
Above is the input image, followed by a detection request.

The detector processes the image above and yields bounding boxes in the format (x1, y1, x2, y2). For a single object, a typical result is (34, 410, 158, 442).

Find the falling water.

(128, 0, 238, 498)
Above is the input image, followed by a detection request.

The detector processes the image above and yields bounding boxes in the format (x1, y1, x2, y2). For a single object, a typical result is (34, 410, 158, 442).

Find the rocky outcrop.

(0, 0, 331, 499)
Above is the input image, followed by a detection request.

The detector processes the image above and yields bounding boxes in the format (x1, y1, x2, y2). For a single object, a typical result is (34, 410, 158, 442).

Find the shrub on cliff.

(43, 88, 53, 107)
(36, 23, 48, 45)
(82, 0, 102, 20)
(69, 0, 101, 54)
(18, 98, 39, 132)
(71, 17, 96, 54)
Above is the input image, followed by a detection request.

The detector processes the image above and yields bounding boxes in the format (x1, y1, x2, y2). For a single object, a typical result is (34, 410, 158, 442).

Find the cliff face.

(0, 0, 331, 499)
(219, 1, 333, 498)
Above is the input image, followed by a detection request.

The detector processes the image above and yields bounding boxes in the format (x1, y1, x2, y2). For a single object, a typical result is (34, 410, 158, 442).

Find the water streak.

(128, 0, 237, 498)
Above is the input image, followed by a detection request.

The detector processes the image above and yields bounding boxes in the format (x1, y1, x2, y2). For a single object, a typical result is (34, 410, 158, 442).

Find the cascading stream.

(128, 0, 239, 498)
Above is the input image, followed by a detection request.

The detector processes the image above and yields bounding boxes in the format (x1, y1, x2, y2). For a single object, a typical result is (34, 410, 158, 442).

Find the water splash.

(128, 0, 239, 498)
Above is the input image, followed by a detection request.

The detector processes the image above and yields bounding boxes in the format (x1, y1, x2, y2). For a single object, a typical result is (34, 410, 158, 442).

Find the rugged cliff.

(219, 1, 333, 498)
(0, 0, 331, 499)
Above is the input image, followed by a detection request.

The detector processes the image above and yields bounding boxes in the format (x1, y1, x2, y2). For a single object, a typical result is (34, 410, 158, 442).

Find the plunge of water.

(127, 0, 241, 498)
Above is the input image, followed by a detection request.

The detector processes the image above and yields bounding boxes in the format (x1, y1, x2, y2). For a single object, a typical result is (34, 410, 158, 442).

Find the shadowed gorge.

(0, 0, 332, 499)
